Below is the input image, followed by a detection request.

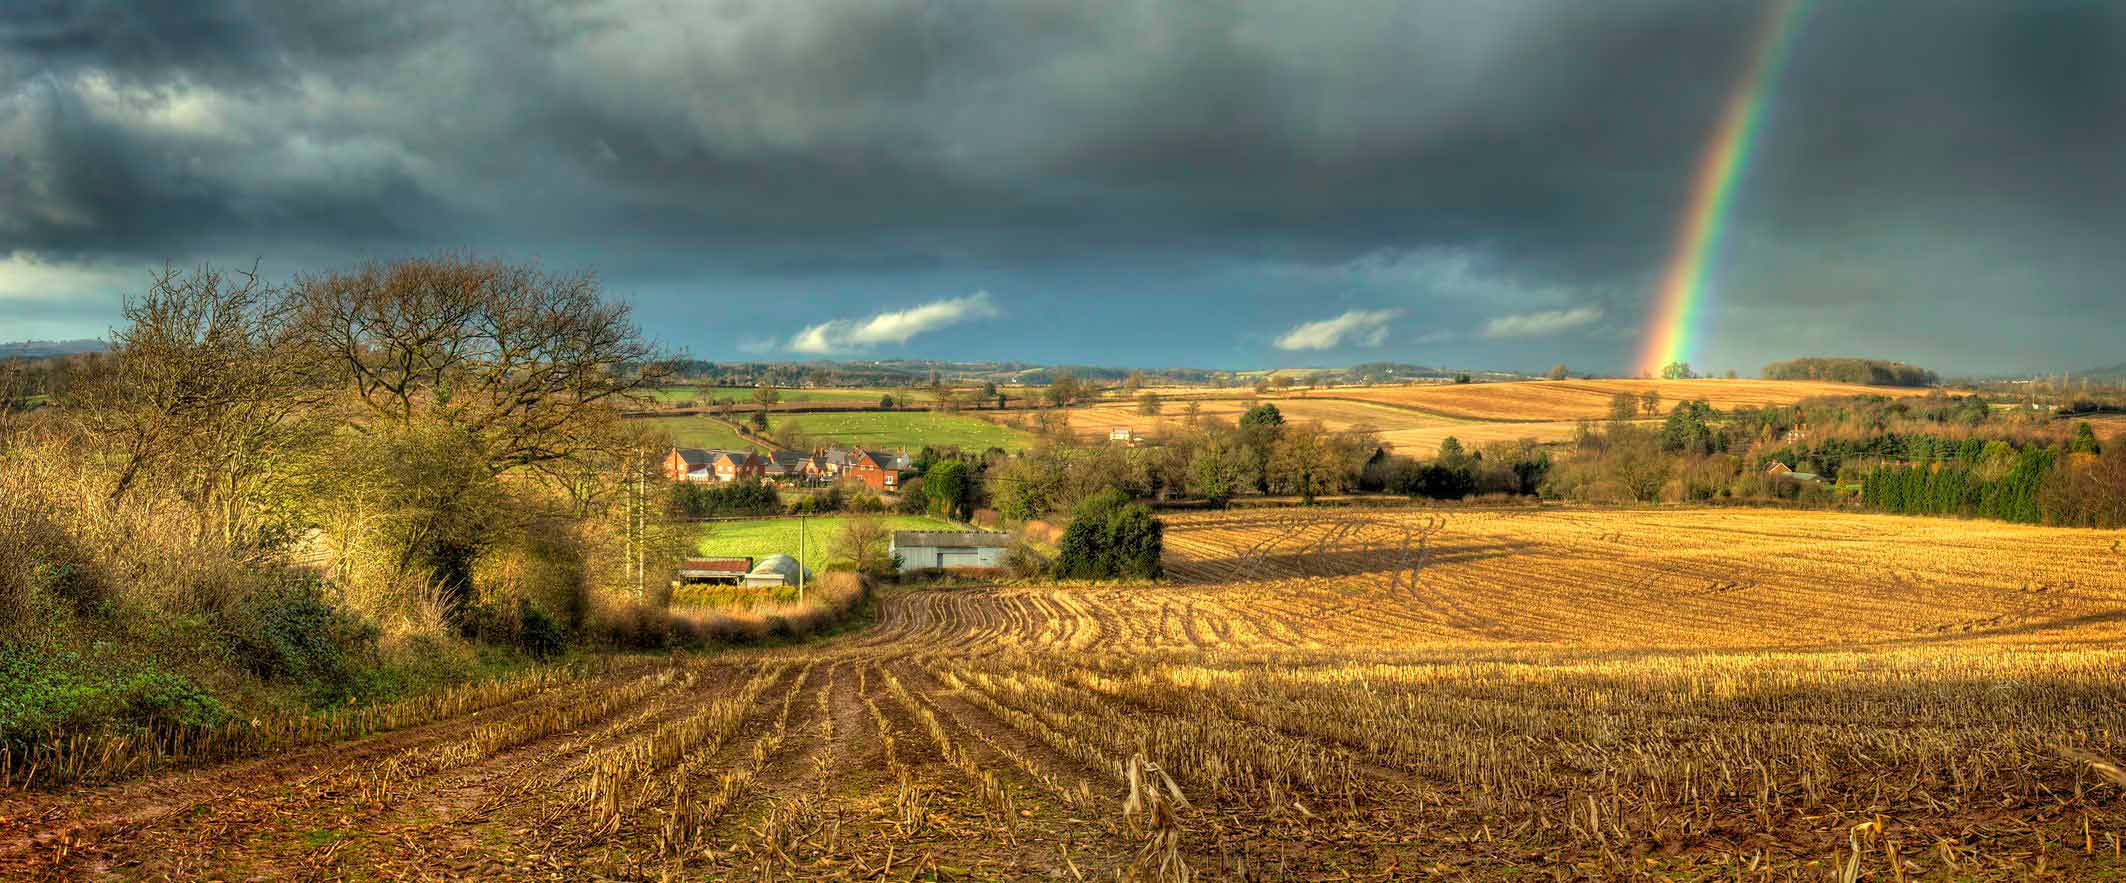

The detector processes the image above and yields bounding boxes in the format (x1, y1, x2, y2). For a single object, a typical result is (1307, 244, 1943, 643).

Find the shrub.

(671, 477, 781, 517)
(0, 495, 104, 627)
(1003, 539, 1050, 579)
(895, 477, 928, 514)
(517, 598, 568, 659)
(1053, 489, 1164, 580)
(0, 645, 227, 743)
(220, 569, 379, 700)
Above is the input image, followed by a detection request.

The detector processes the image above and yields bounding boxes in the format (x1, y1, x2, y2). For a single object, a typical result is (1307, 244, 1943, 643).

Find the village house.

(1764, 461, 1821, 482)
(844, 448, 911, 492)
(663, 447, 768, 483)
(760, 449, 814, 484)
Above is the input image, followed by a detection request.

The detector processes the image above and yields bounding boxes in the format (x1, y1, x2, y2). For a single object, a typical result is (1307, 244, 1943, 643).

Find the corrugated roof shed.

(892, 530, 1010, 549)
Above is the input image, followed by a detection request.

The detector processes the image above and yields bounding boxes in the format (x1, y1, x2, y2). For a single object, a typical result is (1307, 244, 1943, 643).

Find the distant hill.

(0, 339, 103, 359)
(2076, 362, 2126, 383)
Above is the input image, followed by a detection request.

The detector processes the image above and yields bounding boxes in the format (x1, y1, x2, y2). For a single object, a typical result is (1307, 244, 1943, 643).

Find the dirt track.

(6, 506, 2126, 880)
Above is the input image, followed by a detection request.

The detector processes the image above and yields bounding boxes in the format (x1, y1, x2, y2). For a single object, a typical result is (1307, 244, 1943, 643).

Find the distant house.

(845, 448, 911, 492)
(663, 447, 767, 483)
(1109, 427, 1134, 443)
(664, 448, 714, 482)
(760, 449, 813, 483)
(891, 530, 1010, 572)
(707, 450, 767, 482)
(812, 445, 864, 480)
(676, 557, 752, 584)
(1765, 461, 1821, 482)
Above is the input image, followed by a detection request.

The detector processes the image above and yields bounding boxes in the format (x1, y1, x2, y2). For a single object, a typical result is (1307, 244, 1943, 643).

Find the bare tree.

(75, 264, 323, 545)
(287, 255, 668, 474)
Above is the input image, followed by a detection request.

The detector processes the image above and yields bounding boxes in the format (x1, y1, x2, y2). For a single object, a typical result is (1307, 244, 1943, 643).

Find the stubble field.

(6, 505, 2126, 880)
(1068, 379, 1944, 453)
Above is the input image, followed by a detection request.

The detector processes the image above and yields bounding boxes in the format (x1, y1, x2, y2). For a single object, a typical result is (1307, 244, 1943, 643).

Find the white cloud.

(1286, 246, 1574, 307)
(788, 291, 999, 354)
(0, 251, 140, 303)
(1272, 308, 1401, 351)
(1482, 305, 1603, 338)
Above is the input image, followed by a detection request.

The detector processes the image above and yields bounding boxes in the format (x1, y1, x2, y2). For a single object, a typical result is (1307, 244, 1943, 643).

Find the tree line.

(1762, 358, 1939, 387)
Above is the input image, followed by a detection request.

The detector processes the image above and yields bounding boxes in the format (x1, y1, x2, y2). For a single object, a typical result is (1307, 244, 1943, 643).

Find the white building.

(890, 530, 1010, 572)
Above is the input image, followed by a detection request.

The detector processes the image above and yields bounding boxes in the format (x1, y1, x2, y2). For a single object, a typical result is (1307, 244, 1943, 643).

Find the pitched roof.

(704, 449, 759, 467)
(891, 530, 1010, 549)
(678, 557, 752, 575)
(673, 447, 713, 466)
(859, 449, 908, 470)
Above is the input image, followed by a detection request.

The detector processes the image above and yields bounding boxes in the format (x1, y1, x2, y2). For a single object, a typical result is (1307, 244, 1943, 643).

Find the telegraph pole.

(636, 445, 646, 599)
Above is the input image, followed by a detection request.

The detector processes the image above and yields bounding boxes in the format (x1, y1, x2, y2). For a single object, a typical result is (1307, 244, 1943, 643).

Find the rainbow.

(1638, 0, 1813, 377)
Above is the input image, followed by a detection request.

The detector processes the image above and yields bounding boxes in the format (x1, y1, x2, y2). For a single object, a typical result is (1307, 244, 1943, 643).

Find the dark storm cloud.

(2, 0, 2122, 372)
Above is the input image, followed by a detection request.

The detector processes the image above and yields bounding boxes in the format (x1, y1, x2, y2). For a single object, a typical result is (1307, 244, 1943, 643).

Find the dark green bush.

(1053, 489, 1164, 580)
(0, 645, 227, 742)
(220, 569, 378, 701)
(517, 598, 568, 660)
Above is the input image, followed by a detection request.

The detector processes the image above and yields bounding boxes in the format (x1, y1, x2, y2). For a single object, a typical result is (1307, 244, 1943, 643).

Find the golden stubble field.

(1073, 378, 1945, 452)
(7, 505, 2126, 880)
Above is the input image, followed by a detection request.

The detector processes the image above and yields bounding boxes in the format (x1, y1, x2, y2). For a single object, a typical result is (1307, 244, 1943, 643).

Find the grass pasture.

(633, 414, 766, 452)
(769, 410, 1032, 452)
(690, 514, 959, 575)
(647, 385, 936, 404)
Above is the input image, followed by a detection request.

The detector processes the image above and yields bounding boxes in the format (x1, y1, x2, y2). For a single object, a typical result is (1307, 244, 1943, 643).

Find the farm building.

(891, 530, 1009, 572)
(675, 557, 752, 584)
(741, 554, 810, 588)
(1764, 461, 1821, 482)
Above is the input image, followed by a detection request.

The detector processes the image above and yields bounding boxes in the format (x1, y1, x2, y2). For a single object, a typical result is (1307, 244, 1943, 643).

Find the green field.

(649, 385, 935, 404)
(768, 411, 1031, 452)
(693, 514, 959, 574)
(635, 415, 768, 452)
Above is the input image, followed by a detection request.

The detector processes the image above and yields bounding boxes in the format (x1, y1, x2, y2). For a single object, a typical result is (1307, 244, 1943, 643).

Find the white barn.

(891, 530, 1010, 572)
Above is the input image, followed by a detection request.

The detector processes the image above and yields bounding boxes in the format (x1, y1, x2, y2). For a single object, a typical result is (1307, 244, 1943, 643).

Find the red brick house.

(844, 448, 911, 492)
(663, 447, 767, 483)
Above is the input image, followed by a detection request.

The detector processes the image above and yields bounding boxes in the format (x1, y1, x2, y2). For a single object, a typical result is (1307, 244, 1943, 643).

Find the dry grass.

(13, 505, 2126, 880)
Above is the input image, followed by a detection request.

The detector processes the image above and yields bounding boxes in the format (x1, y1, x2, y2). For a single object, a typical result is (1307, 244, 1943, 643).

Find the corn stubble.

(10, 504, 2126, 880)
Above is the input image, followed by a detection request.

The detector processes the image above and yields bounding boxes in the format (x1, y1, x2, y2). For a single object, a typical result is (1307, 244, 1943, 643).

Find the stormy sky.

(2, 1, 2122, 375)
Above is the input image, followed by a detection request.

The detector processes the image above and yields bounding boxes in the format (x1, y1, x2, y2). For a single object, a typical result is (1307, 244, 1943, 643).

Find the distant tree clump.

(1239, 403, 1285, 432)
(2072, 421, 2103, 455)
(1137, 392, 1163, 416)
(1660, 361, 1694, 380)
(1548, 363, 1570, 381)
(1045, 370, 1085, 407)
(1609, 393, 1640, 423)
(1762, 357, 1938, 387)
(752, 384, 780, 406)
(923, 459, 976, 521)
(1053, 488, 1163, 580)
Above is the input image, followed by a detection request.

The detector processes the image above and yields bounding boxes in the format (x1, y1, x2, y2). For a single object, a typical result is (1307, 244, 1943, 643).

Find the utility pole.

(636, 445, 646, 600)
(626, 448, 638, 586)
